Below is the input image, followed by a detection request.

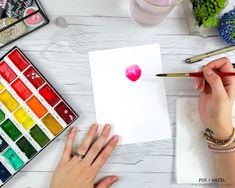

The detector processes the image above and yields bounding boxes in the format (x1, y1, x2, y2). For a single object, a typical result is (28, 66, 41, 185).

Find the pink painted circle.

(125, 64, 142, 82)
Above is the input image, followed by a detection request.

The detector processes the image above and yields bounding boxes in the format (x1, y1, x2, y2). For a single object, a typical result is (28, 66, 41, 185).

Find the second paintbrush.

(156, 72, 235, 78)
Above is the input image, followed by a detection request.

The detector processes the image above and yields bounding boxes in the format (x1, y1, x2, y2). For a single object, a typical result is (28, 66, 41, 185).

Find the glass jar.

(130, 0, 182, 26)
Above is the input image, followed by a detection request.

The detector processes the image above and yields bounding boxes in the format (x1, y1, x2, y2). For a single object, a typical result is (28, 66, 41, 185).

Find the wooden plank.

(0, 17, 232, 97)
(0, 16, 190, 54)
(43, 0, 185, 18)
(4, 172, 217, 188)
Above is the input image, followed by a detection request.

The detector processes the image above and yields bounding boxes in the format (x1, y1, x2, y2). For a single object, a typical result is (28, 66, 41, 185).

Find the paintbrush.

(185, 45, 235, 64)
(156, 72, 235, 78)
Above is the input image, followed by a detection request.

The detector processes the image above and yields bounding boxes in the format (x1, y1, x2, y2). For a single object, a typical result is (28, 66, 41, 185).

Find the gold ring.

(74, 152, 85, 159)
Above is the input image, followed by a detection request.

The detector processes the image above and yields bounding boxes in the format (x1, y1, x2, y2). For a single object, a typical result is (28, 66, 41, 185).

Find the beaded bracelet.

(204, 128, 235, 148)
(208, 145, 235, 153)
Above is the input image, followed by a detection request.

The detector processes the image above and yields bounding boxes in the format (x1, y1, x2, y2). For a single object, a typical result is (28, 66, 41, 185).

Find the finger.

(203, 66, 227, 99)
(206, 57, 233, 71)
(194, 77, 205, 93)
(226, 85, 235, 100)
(194, 77, 201, 90)
(92, 135, 119, 172)
(206, 57, 234, 86)
(83, 124, 111, 164)
(60, 127, 77, 165)
(198, 66, 206, 92)
(194, 67, 204, 91)
(203, 80, 212, 94)
(198, 79, 206, 93)
(74, 123, 98, 162)
(95, 176, 119, 188)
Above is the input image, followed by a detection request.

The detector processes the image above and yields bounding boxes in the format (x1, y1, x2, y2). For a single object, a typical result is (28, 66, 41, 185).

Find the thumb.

(95, 176, 119, 188)
(203, 66, 227, 98)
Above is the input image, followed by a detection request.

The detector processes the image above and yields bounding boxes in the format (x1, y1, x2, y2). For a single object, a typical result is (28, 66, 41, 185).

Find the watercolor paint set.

(0, 0, 49, 49)
(0, 47, 79, 186)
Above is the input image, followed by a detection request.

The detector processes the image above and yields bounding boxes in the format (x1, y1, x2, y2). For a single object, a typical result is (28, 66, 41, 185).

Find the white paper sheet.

(176, 97, 217, 184)
(89, 44, 171, 145)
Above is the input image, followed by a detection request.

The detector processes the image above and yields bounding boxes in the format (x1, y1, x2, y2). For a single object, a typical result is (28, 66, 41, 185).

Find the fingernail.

(103, 124, 111, 133)
(69, 127, 77, 137)
(194, 81, 198, 90)
(113, 135, 119, 142)
(72, 127, 77, 132)
(112, 176, 119, 182)
(199, 87, 204, 93)
(92, 123, 98, 129)
(105, 124, 111, 130)
(198, 80, 205, 93)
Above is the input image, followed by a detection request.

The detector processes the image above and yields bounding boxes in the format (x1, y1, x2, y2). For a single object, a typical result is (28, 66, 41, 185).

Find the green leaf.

(191, 0, 228, 28)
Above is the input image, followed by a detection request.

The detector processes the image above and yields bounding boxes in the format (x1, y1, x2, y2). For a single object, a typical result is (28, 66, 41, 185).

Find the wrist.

(203, 120, 233, 140)
(205, 127, 235, 152)
(213, 126, 234, 140)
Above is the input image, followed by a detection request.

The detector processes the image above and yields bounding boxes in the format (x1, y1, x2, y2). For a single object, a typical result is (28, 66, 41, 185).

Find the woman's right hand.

(194, 57, 235, 140)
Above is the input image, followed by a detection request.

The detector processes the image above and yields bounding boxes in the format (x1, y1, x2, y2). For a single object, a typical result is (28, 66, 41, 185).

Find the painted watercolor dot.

(69, 115, 74, 120)
(125, 64, 142, 82)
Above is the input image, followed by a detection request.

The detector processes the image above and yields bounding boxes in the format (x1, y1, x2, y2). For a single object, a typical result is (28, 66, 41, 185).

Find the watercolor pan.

(3, 148, 24, 171)
(0, 46, 79, 186)
(0, 163, 11, 183)
(0, 0, 50, 49)
(0, 136, 8, 152)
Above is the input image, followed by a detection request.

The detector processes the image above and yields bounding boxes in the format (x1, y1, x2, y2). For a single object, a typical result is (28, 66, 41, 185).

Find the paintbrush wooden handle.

(156, 72, 235, 78)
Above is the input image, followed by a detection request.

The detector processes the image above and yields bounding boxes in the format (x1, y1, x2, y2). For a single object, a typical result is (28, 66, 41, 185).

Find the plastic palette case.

(0, 46, 79, 186)
(0, 0, 49, 49)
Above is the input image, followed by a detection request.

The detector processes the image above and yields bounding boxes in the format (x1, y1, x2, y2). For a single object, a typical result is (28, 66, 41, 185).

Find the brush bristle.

(156, 74, 167, 77)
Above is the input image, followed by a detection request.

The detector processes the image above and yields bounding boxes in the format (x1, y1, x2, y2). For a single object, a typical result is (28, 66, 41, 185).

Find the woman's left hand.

(50, 124, 119, 188)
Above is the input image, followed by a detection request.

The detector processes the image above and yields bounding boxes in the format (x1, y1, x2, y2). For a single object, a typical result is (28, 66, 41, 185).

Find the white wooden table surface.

(1, 0, 234, 187)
